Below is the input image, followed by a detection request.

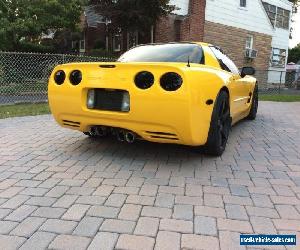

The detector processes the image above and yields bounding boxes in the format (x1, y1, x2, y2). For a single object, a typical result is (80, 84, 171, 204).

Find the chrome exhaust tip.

(90, 127, 98, 137)
(125, 132, 136, 143)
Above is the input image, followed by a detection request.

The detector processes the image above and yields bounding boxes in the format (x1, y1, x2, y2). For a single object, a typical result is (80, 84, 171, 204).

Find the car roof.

(191, 42, 211, 47)
(133, 42, 212, 48)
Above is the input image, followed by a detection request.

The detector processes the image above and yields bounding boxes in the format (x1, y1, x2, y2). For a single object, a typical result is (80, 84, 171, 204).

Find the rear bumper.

(48, 63, 213, 146)
(49, 89, 212, 146)
(50, 111, 211, 146)
(58, 113, 186, 143)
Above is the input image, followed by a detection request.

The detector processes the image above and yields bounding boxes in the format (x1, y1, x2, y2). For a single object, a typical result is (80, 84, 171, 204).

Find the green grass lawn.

(259, 95, 300, 102)
(0, 103, 50, 119)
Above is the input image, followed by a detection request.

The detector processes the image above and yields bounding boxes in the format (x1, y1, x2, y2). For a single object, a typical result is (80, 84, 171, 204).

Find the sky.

(290, 10, 300, 48)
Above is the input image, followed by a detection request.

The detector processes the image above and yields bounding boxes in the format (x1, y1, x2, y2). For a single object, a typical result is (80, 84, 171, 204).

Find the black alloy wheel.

(247, 84, 258, 120)
(204, 91, 231, 156)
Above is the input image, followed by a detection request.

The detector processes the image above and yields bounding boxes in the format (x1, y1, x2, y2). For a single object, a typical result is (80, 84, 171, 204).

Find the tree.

(90, 0, 174, 33)
(289, 0, 299, 5)
(0, 0, 86, 52)
(288, 44, 300, 63)
(288, 0, 299, 42)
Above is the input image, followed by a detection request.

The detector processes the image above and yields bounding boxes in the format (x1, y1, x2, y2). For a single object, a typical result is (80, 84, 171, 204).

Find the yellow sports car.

(48, 42, 257, 156)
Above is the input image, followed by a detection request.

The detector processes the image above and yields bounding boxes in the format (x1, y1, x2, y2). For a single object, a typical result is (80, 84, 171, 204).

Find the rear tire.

(204, 91, 231, 156)
(246, 84, 258, 120)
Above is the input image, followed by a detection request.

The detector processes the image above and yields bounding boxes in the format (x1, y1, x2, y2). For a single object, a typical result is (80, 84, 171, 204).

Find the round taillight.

(54, 70, 65, 85)
(160, 72, 183, 91)
(69, 70, 82, 85)
(134, 71, 154, 89)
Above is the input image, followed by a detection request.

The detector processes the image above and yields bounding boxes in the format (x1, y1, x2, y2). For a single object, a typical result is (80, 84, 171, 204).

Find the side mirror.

(241, 67, 256, 78)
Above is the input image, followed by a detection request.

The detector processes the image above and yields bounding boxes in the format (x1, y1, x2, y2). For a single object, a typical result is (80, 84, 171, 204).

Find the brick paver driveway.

(0, 102, 300, 250)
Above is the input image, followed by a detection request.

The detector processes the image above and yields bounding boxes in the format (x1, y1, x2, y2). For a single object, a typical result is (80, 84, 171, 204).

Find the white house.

(204, 0, 293, 84)
(263, 0, 293, 83)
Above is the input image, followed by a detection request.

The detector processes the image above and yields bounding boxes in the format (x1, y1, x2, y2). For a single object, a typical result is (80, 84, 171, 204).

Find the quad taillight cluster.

(54, 70, 65, 85)
(134, 71, 183, 91)
(54, 69, 183, 91)
(54, 70, 82, 85)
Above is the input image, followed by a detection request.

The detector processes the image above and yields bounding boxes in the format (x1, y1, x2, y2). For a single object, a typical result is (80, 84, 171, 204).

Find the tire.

(246, 84, 258, 120)
(204, 91, 231, 156)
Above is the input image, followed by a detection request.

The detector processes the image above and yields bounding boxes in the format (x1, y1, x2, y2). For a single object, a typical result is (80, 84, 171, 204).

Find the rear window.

(118, 43, 204, 64)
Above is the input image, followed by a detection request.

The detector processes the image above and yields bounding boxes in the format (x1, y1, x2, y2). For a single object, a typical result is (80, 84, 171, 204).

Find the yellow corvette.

(48, 42, 258, 156)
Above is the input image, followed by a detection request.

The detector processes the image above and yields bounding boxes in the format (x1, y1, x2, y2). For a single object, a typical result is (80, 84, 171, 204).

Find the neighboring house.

(262, 0, 293, 83)
(81, 0, 206, 55)
(155, 0, 206, 43)
(82, 6, 107, 53)
(204, 0, 293, 85)
(78, 0, 293, 83)
(158, 0, 292, 85)
(82, 5, 153, 54)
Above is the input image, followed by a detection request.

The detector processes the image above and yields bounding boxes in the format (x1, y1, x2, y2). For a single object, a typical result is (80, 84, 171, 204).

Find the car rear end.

(48, 62, 211, 146)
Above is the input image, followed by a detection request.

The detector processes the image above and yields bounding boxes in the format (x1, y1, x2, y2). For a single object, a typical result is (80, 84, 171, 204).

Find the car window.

(209, 46, 240, 75)
(118, 43, 205, 64)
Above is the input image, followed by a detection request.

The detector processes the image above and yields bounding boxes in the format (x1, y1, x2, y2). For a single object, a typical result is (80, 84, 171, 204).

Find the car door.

(234, 74, 253, 112)
(221, 57, 253, 115)
(209, 47, 250, 119)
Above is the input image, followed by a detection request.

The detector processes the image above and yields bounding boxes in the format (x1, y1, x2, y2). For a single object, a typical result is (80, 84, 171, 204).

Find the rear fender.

(184, 68, 229, 144)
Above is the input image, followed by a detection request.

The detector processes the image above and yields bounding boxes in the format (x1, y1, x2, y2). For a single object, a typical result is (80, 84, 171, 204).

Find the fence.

(0, 51, 300, 105)
(0, 52, 114, 105)
(254, 69, 300, 94)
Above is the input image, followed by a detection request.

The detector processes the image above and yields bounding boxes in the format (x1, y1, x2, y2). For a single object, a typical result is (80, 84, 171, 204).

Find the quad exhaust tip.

(90, 126, 107, 137)
(117, 131, 125, 142)
(90, 127, 98, 137)
(90, 126, 136, 143)
(96, 126, 107, 137)
(125, 132, 136, 143)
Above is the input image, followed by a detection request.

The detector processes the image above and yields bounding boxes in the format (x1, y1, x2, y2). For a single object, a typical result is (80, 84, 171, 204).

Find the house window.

(276, 7, 290, 29)
(240, 0, 247, 8)
(271, 48, 286, 67)
(71, 41, 78, 50)
(263, 2, 290, 29)
(263, 3, 276, 26)
(113, 34, 121, 52)
(79, 40, 85, 52)
(245, 35, 253, 49)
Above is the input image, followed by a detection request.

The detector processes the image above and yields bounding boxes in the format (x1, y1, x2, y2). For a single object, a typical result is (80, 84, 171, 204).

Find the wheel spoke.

(218, 128, 223, 145)
(222, 124, 229, 138)
(219, 100, 225, 117)
(221, 110, 230, 123)
(221, 130, 226, 139)
(218, 99, 230, 147)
